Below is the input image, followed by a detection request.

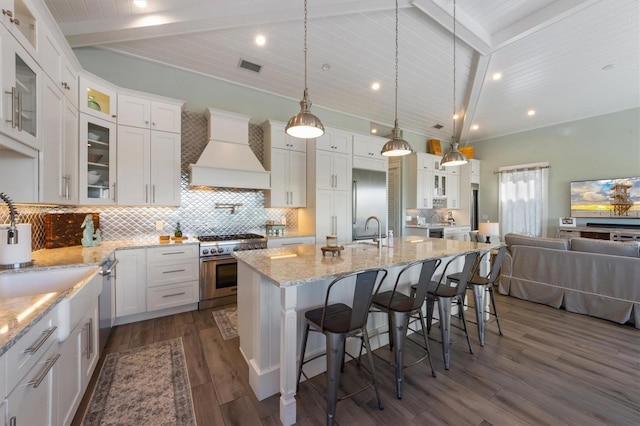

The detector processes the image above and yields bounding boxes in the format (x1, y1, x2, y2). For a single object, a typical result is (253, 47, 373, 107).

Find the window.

(498, 162, 549, 237)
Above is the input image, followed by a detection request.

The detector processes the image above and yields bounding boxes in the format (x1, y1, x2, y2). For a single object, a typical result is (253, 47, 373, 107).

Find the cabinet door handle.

(5, 87, 17, 128)
(145, 184, 149, 203)
(162, 292, 186, 298)
(163, 269, 186, 274)
(162, 251, 186, 256)
(17, 90, 22, 131)
(113, 182, 117, 203)
(152, 185, 156, 203)
(28, 353, 60, 388)
(24, 326, 57, 355)
(85, 318, 93, 359)
(9, 416, 16, 426)
(10, 17, 19, 25)
(2, 9, 12, 17)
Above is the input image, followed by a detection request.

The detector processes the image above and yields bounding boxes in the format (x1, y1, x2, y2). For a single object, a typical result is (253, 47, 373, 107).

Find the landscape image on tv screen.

(570, 177, 640, 218)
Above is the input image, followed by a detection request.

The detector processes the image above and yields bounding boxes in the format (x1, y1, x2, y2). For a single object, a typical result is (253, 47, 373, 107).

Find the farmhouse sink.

(0, 265, 102, 340)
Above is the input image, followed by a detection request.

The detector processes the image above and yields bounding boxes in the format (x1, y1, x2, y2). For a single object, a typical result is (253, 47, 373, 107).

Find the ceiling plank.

(460, 52, 490, 143)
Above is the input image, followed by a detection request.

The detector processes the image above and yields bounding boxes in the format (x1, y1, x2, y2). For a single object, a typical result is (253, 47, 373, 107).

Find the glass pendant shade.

(285, 90, 325, 138)
(381, 123, 412, 156)
(441, 137, 468, 166)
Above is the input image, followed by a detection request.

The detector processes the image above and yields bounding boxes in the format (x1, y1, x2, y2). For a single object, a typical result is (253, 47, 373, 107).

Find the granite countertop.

(0, 237, 199, 356)
(234, 236, 490, 288)
(405, 224, 471, 229)
(265, 232, 315, 239)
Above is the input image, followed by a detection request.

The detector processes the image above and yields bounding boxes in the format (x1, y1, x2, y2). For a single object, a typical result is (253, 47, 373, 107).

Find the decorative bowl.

(87, 171, 101, 185)
(87, 154, 103, 163)
(88, 132, 100, 141)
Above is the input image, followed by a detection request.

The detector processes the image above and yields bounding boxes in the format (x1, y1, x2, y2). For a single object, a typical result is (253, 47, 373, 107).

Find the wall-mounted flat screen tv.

(570, 177, 640, 218)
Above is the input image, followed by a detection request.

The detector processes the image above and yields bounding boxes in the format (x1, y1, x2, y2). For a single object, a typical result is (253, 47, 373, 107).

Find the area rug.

(82, 338, 196, 426)
(212, 306, 238, 340)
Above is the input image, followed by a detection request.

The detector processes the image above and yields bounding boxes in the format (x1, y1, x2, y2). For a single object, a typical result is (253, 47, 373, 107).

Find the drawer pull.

(162, 251, 185, 256)
(162, 292, 186, 298)
(24, 326, 57, 355)
(28, 353, 60, 388)
(281, 242, 303, 246)
(163, 269, 186, 274)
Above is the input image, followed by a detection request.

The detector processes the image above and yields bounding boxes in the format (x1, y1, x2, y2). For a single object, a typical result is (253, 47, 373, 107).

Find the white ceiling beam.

(411, 0, 492, 56)
(491, 0, 600, 51)
(459, 53, 491, 144)
(61, 0, 413, 47)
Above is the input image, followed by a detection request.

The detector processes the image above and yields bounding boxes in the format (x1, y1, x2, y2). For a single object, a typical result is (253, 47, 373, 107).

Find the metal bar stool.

(369, 258, 441, 399)
(296, 268, 388, 426)
(411, 251, 479, 370)
(447, 245, 507, 346)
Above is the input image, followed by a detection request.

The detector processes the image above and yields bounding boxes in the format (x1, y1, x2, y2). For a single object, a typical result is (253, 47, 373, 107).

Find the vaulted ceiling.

(45, 0, 640, 143)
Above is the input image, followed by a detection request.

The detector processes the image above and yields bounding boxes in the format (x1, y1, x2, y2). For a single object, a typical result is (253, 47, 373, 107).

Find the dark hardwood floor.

(72, 292, 640, 425)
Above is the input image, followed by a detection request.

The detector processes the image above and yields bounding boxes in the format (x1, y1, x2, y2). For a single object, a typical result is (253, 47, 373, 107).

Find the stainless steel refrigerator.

(352, 168, 387, 240)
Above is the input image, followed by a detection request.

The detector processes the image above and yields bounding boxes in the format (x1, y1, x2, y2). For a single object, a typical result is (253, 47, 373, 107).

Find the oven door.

(200, 256, 237, 304)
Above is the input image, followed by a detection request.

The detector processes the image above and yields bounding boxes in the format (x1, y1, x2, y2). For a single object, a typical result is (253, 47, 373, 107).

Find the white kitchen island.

(234, 237, 490, 426)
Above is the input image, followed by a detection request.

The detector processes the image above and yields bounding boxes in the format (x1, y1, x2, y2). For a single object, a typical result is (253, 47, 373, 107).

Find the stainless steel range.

(197, 233, 267, 309)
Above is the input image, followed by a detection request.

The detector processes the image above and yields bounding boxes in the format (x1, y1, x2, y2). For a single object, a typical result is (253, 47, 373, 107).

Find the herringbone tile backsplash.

(0, 111, 297, 251)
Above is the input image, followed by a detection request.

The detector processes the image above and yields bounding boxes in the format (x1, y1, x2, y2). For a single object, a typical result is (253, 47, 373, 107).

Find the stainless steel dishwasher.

(98, 257, 118, 352)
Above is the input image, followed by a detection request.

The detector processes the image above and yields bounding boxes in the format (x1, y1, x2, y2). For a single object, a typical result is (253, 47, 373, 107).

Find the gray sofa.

(499, 233, 640, 328)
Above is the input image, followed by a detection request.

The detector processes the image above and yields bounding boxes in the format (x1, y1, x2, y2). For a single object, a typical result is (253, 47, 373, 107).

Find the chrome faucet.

(365, 216, 382, 248)
(0, 192, 18, 244)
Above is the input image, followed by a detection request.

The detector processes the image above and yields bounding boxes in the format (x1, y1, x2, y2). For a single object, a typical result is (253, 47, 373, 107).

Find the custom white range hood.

(188, 108, 271, 190)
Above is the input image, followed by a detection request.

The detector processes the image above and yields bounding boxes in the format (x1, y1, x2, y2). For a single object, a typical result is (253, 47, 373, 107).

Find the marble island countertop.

(0, 237, 199, 356)
(234, 236, 491, 288)
(405, 224, 471, 229)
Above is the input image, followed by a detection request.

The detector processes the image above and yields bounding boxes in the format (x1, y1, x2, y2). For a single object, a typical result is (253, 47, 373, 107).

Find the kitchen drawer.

(146, 244, 198, 263)
(6, 308, 58, 395)
(147, 281, 198, 311)
(267, 236, 316, 248)
(147, 259, 198, 288)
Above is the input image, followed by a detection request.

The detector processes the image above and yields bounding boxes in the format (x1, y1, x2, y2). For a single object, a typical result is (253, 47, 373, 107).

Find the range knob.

(217, 248, 225, 254)
(202, 249, 209, 255)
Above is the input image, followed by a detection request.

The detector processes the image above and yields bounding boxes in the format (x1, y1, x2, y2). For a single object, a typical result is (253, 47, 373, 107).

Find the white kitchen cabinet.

(315, 189, 350, 242)
(117, 93, 182, 133)
(469, 158, 480, 184)
(116, 126, 181, 206)
(5, 306, 59, 426)
(146, 245, 199, 312)
(58, 298, 99, 426)
(315, 127, 352, 154)
(444, 225, 471, 241)
(79, 113, 117, 205)
(267, 235, 316, 248)
(263, 120, 307, 207)
(115, 248, 147, 317)
(447, 173, 460, 209)
(38, 25, 78, 108)
(1, 25, 41, 151)
(79, 74, 117, 122)
(0, 0, 38, 56)
(315, 149, 351, 191)
(352, 133, 388, 171)
(406, 153, 434, 209)
(41, 75, 78, 204)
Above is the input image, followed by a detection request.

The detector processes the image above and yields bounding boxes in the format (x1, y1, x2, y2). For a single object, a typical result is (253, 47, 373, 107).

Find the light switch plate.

(405, 216, 412, 221)
(155, 220, 164, 230)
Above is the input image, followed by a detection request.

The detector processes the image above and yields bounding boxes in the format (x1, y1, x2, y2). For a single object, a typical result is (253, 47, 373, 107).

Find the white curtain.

(499, 163, 549, 237)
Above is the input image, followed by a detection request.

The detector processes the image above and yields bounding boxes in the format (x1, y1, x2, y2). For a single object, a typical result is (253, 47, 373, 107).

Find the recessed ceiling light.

(453, 113, 459, 120)
(371, 82, 380, 91)
(471, 124, 479, 130)
(322, 63, 331, 71)
(492, 72, 502, 81)
(371, 128, 378, 134)
(133, 0, 147, 7)
(527, 110, 536, 116)
(255, 35, 266, 46)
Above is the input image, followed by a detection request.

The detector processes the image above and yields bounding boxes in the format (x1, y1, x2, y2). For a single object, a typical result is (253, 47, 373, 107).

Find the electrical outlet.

(405, 215, 412, 221)
(482, 215, 488, 221)
(155, 220, 164, 231)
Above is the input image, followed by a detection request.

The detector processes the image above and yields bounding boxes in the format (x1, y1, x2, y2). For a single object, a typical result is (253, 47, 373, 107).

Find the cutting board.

(45, 213, 100, 249)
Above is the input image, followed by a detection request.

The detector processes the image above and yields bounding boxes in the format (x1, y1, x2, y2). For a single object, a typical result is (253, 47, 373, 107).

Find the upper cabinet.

(0, 25, 40, 150)
(0, 0, 37, 55)
(315, 128, 352, 191)
(80, 74, 117, 122)
(263, 120, 307, 208)
(79, 114, 117, 205)
(39, 24, 78, 108)
(352, 134, 388, 171)
(117, 93, 182, 133)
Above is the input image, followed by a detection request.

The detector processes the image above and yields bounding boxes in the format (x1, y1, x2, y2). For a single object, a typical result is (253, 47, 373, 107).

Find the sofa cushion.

(504, 233, 569, 251)
(570, 237, 640, 258)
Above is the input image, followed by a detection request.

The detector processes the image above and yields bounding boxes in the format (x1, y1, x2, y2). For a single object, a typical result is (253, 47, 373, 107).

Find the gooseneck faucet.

(365, 216, 382, 248)
(0, 192, 18, 244)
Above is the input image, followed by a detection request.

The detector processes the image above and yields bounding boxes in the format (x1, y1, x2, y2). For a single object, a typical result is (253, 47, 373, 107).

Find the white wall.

(472, 108, 640, 237)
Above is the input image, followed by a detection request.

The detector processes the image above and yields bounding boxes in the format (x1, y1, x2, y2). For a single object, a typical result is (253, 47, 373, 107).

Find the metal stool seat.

(411, 251, 479, 370)
(369, 258, 440, 399)
(447, 245, 507, 346)
(297, 268, 388, 426)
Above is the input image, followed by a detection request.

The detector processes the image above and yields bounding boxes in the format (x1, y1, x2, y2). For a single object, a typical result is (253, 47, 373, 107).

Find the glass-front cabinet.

(79, 114, 116, 205)
(1, 26, 40, 150)
(0, 0, 37, 55)
(79, 75, 117, 122)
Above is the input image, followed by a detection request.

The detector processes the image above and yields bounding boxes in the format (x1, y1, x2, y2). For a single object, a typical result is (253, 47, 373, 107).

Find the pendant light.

(441, 0, 468, 167)
(380, 0, 413, 157)
(285, 0, 325, 139)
